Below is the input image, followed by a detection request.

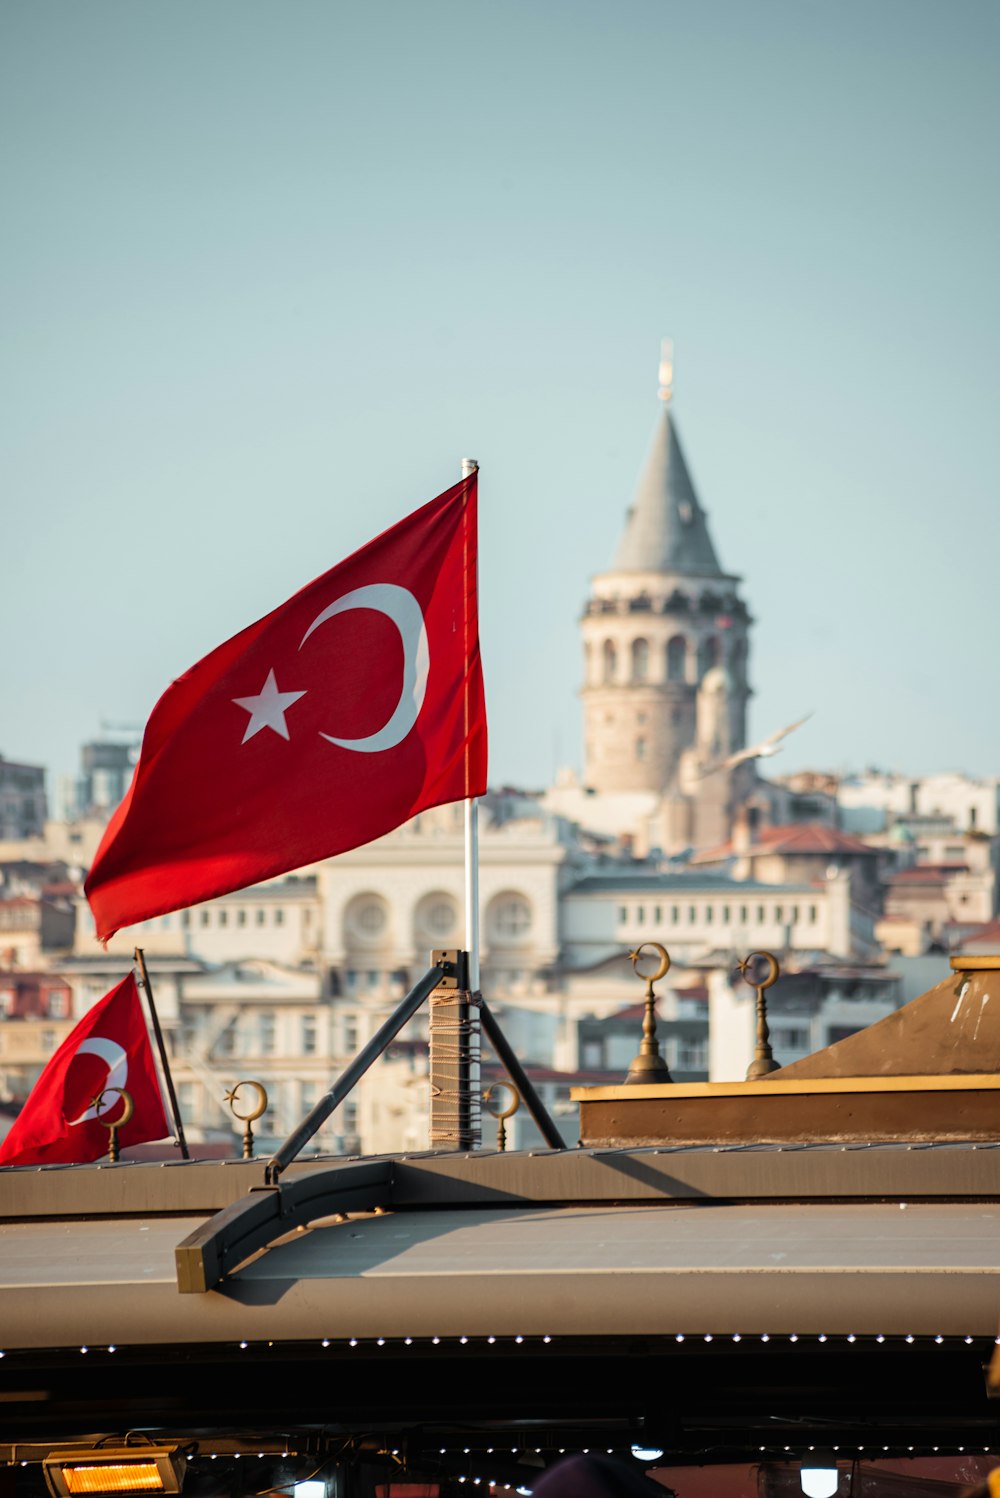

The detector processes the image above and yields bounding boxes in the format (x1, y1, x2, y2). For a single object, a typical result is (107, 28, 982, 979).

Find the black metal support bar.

(478, 995, 566, 1151)
(264, 960, 450, 1185)
(175, 1159, 393, 1292)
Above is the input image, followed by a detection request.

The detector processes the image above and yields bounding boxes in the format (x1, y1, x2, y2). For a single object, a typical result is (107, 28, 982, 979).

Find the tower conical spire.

(613, 342, 723, 576)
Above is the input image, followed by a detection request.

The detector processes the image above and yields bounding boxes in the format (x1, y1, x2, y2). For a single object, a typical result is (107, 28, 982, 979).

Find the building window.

(828, 1025, 861, 1045)
(275, 908, 284, 925)
(580, 1039, 605, 1070)
(416, 893, 458, 943)
(671, 906, 679, 923)
(637, 905, 645, 925)
(698, 636, 720, 676)
(689, 906, 696, 923)
(636, 737, 646, 761)
(705, 905, 713, 923)
(302, 1016, 317, 1055)
(349, 896, 388, 941)
(237, 909, 247, 926)
(667, 635, 686, 681)
(342, 1101, 359, 1134)
(200, 909, 210, 927)
(218, 909, 228, 927)
(775, 906, 783, 923)
(182, 911, 191, 929)
(757, 906, 765, 923)
(740, 906, 748, 923)
(618, 906, 627, 923)
(722, 905, 730, 924)
(41, 1030, 57, 1053)
(258, 1013, 276, 1055)
(809, 905, 818, 923)
(602, 639, 617, 683)
(791, 906, 799, 923)
(631, 637, 650, 683)
(490, 892, 532, 942)
(256, 909, 266, 926)
(654, 905, 662, 923)
(678, 1040, 707, 1071)
(775, 1026, 810, 1051)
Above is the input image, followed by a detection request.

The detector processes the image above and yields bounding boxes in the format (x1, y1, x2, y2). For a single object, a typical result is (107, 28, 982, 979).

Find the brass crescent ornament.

(628, 941, 671, 984)
(92, 1086, 135, 1128)
(225, 1080, 269, 1123)
(738, 950, 780, 990)
(483, 1081, 520, 1123)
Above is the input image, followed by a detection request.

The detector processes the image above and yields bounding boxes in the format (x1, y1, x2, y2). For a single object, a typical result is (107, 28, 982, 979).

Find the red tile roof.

(951, 917, 1000, 949)
(889, 864, 968, 885)
(693, 823, 876, 862)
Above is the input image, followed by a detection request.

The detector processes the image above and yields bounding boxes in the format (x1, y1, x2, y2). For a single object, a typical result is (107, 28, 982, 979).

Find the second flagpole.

(134, 947, 191, 1159)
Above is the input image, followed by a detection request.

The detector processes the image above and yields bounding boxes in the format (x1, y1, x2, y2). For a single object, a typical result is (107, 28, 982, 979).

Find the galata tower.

(580, 342, 752, 794)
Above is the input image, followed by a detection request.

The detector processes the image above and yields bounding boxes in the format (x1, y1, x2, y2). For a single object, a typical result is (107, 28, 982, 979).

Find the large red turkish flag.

(85, 475, 487, 940)
(0, 974, 169, 1167)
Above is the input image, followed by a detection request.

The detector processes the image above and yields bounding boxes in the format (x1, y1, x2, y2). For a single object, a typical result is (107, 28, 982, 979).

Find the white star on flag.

(232, 669, 307, 743)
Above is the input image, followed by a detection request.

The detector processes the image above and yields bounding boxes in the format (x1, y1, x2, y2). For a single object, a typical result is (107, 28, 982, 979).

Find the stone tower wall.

(581, 570, 751, 794)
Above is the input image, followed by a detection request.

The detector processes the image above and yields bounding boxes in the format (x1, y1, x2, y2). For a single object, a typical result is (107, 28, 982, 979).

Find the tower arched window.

(631, 637, 650, 683)
(698, 636, 720, 677)
(602, 640, 617, 683)
(666, 635, 687, 682)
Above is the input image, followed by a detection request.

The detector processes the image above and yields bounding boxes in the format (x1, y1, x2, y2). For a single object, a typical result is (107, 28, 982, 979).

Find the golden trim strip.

(571, 1073, 1000, 1101)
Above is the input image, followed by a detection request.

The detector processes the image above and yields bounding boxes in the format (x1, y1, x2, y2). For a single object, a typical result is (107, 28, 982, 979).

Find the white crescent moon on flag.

(299, 583, 430, 753)
(67, 1037, 129, 1126)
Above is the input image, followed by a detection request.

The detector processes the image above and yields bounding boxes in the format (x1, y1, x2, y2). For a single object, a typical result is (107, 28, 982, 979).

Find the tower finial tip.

(658, 336, 674, 403)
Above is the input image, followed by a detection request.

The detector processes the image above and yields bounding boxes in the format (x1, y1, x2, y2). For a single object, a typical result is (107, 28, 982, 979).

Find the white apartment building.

(838, 770, 1000, 837)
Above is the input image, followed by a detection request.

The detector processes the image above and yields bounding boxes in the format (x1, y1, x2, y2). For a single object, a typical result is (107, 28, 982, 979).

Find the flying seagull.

(697, 713, 812, 778)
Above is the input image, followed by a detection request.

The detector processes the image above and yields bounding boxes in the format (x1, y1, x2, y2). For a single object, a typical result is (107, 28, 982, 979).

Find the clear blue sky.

(2, 0, 998, 799)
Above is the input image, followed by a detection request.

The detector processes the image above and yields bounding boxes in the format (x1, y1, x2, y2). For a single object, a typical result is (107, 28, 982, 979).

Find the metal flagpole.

(134, 947, 191, 1159)
(461, 457, 481, 1147)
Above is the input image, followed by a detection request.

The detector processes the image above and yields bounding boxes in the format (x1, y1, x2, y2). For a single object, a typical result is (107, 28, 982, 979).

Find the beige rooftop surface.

(1, 1194, 1000, 1347)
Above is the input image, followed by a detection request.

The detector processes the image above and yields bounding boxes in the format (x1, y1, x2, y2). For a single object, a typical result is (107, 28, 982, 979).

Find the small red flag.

(0, 974, 169, 1167)
(85, 475, 487, 940)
